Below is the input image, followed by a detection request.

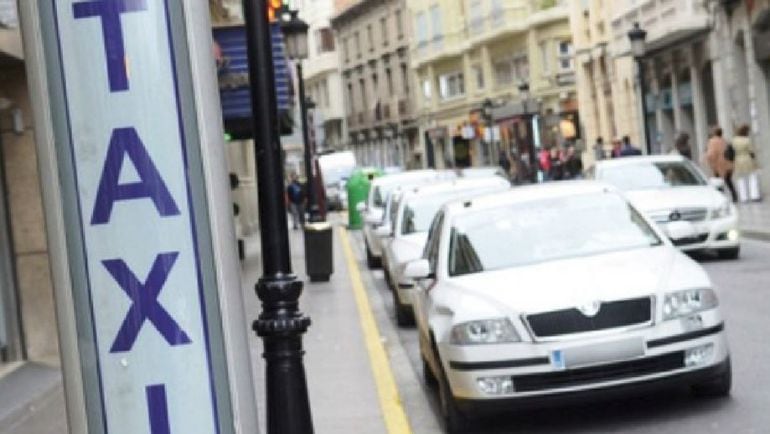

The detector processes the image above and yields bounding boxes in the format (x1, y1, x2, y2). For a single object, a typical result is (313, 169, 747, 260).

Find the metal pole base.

(254, 276, 314, 434)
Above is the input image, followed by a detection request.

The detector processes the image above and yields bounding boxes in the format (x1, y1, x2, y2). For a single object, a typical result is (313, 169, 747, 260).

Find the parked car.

(381, 177, 510, 326)
(318, 151, 356, 211)
(406, 181, 731, 433)
(590, 155, 740, 259)
(358, 170, 449, 268)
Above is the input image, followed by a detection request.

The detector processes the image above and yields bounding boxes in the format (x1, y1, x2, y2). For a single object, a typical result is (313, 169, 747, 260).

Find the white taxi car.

(358, 170, 448, 268)
(591, 155, 740, 259)
(406, 182, 731, 432)
(381, 177, 510, 326)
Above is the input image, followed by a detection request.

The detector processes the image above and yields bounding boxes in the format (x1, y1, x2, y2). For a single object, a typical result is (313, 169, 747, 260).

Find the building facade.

(297, 0, 348, 152)
(408, 0, 578, 175)
(0, 0, 65, 429)
(332, 0, 420, 169)
(570, 0, 641, 165)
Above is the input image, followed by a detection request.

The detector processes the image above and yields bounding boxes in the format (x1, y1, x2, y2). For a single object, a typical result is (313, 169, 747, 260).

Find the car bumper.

(668, 215, 740, 251)
(442, 312, 729, 405)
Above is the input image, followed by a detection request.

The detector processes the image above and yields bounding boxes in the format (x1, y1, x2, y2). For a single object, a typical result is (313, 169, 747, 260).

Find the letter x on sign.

(103, 252, 192, 353)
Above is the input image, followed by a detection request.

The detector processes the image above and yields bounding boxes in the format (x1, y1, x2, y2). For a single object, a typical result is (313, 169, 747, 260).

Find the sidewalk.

(241, 217, 399, 433)
(737, 201, 770, 241)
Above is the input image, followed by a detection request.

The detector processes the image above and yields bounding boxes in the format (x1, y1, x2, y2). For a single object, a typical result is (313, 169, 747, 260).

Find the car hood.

(444, 246, 710, 318)
(624, 187, 726, 212)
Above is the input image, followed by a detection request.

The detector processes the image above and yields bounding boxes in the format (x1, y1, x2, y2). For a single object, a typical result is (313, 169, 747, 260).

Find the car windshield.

(600, 161, 705, 190)
(372, 186, 385, 208)
(447, 192, 662, 276)
(402, 189, 486, 235)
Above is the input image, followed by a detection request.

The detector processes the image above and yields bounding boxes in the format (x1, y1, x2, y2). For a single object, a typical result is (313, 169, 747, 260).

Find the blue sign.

(52, 0, 222, 432)
(214, 24, 292, 123)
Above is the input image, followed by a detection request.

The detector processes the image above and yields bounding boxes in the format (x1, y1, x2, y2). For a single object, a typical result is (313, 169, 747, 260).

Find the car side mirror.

(356, 202, 367, 213)
(665, 221, 696, 241)
(708, 177, 725, 191)
(375, 223, 392, 238)
(404, 259, 431, 280)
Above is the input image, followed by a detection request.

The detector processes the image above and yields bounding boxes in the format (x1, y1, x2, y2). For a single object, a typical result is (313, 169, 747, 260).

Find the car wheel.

(393, 289, 414, 327)
(438, 367, 470, 433)
(365, 242, 378, 269)
(717, 247, 740, 260)
(692, 359, 732, 398)
(422, 356, 438, 388)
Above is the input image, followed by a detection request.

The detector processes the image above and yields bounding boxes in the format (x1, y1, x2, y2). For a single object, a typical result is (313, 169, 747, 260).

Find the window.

(401, 64, 410, 95)
(430, 5, 443, 47)
(422, 78, 432, 101)
(539, 41, 550, 75)
(395, 9, 404, 38)
(347, 82, 355, 113)
(386, 68, 394, 94)
(372, 74, 379, 98)
(415, 12, 428, 47)
(359, 79, 367, 111)
(514, 55, 529, 81)
(557, 41, 574, 71)
(366, 24, 374, 52)
(438, 71, 465, 100)
(494, 55, 528, 86)
(321, 79, 330, 108)
(343, 37, 349, 62)
(316, 28, 335, 54)
(472, 64, 484, 90)
(381, 17, 388, 46)
(354, 31, 361, 58)
(467, 0, 484, 34)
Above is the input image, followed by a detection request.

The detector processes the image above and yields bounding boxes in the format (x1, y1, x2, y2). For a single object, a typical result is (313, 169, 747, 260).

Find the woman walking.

(732, 124, 761, 202)
(705, 127, 738, 202)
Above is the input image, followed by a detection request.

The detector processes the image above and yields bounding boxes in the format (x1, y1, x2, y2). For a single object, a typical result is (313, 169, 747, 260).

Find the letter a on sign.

(91, 127, 180, 225)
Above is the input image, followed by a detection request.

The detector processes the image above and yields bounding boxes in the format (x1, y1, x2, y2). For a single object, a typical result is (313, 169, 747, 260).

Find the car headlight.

(662, 288, 719, 321)
(450, 319, 520, 345)
(711, 201, 733, 219)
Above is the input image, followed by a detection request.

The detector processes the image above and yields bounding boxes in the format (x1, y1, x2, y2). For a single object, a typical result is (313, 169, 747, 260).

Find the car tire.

(438, 367, 471, 434)
(717, 247, 740, 260)
(394, 289, 414, 327)
(366, 242, 378, 269)
(692, 359, 732, 398)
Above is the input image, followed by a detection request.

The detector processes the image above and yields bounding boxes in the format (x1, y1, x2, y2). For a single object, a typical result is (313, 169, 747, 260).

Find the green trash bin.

(346, 167, 382, 229)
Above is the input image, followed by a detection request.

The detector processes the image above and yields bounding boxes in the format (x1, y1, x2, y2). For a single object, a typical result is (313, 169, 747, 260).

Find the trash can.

(304, 222, 334, 282)
(346, 167, 382, 229)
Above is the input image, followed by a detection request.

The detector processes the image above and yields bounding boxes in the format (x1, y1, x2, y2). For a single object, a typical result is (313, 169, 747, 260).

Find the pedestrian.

(564, 145, 584, 179)
(286, 173, 306, 230)
(705, 126, 738, 202)
(732, 124, 761, 202)
(674, 132, 692, 159)
(619, 135, 642, 156)
(594, 136, 605, 162)
(610, 137, 623, 158)
(498, 149, 511, 178)
(538, 147, 552, 181)
(548, 146, 564, 181)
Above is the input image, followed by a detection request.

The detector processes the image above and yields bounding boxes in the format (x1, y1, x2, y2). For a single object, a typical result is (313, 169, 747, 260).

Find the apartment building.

(408, 0, 578, 175)
(570, 0, 640, 165)
(332, 0, 419, 169)
(297, 0, 348, 152)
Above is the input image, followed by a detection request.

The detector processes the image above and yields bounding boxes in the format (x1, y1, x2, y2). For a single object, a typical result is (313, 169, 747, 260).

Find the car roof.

(594, 154, 687, 169)
(401, 176, 510, 201)
(371, 169, 438, 187)
(441, 180, 618, 216)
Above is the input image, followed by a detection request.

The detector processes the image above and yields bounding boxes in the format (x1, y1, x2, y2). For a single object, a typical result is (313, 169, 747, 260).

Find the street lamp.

(481, 98, 495, 165)
(241, 1, 314, 433)
(518, 81, 530, 113)
(281, 9, 322, 221)
(628, 22, 652, 155)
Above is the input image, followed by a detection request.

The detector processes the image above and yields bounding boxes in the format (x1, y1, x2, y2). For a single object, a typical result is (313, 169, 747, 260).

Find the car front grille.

(650, 207, 709, 224)
(671, 233, 709, 246)
(512, 351, 685, 392)
(525, 297, 652, 339)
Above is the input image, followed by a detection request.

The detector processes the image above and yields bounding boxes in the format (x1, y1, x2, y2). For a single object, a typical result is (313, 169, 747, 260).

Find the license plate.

(552, 337, 644, 369)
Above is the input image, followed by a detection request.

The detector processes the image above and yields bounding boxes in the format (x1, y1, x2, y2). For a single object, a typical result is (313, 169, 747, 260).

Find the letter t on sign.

(73, 0, 148, 92)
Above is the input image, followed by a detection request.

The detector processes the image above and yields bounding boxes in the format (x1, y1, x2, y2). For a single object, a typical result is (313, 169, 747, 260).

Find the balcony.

(610, 0, 710, 57)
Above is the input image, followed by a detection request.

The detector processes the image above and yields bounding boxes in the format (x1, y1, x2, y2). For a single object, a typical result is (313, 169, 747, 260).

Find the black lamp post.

(241, 1, 314, 433)
(481, 98, 494, 165)
(628, 22, 652, 155)
(281, 9, 321, 222)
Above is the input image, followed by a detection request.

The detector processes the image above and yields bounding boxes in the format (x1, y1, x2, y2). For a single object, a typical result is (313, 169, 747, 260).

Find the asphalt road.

(354, 235, 770, 434)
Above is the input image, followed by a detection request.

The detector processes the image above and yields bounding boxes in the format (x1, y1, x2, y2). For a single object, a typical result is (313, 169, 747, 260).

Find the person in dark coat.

(286, 173, 306, 230)
(620, 135, 643, 156)
(564, 145, 584, 179)
(674, 132, 692, 159)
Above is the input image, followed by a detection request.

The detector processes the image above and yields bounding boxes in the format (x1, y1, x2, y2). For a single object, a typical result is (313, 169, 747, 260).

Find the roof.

(442, 181, 619, 216)
(594, 154, 687, 169)
(402, 177, 510, 202)
(370, 169, 439, 187)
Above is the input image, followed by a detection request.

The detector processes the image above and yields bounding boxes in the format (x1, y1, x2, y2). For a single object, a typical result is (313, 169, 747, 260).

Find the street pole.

(297, 61, 320, 221)
(242, 1, 314, 433)
(637, 58, 653, 154)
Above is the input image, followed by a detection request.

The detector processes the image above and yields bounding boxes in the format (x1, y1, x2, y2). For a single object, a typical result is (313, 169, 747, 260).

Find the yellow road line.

(338, 227, 413, 434)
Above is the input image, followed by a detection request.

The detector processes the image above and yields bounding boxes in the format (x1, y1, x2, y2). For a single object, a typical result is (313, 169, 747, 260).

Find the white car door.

(414, 212, 444, 343)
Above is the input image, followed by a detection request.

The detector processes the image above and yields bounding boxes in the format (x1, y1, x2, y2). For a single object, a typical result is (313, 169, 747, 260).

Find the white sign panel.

(52, 1, 218, 432)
